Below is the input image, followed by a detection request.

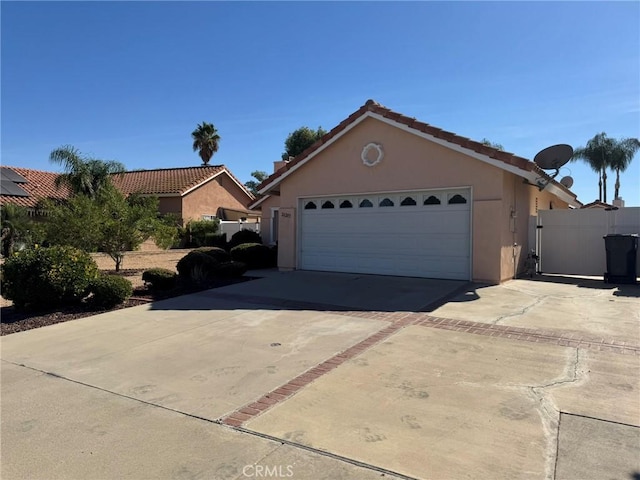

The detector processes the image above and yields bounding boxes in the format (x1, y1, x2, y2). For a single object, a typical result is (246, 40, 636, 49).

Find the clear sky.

(2, 1, 639, 206)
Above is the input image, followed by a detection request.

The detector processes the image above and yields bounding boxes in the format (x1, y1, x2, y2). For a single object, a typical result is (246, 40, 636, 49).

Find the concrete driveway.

(2, 271, 638, 480)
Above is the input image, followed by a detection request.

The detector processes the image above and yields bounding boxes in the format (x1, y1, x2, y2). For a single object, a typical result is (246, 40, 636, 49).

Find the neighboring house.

(253, 99, 582, 284)
(111, 166, 255, 224)
(0, 167, 69, 213)
(580, 200, 615, 209)
(1, 165, 256, 225)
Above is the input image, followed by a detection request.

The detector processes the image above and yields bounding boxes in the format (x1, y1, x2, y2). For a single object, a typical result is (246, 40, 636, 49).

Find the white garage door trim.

(297, 187, 472, 280)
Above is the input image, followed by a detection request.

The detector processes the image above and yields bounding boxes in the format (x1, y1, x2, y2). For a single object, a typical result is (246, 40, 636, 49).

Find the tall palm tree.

(49, 145, 125, 198)
(571, 133, 615, 203)
(191, 122, 221, 166)
(609, 137, 640, 200)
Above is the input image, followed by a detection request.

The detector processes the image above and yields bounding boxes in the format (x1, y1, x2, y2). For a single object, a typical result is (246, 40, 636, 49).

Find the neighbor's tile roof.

(258, 99, 578, 200)
(0, 167, 69, 208)
(580, 200, 615, 209)
(111, 165, 228, 195)
(1, 165, 253, 209)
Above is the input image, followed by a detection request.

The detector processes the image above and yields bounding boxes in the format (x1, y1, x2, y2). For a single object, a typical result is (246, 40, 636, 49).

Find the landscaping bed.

(1, 272, 256, 336)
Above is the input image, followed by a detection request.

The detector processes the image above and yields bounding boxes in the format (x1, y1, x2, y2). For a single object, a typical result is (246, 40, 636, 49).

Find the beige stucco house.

(252, 100, 581, 284)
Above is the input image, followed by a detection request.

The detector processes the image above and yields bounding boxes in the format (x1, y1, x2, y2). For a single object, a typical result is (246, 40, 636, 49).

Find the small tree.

(481, 138, 504, 150)
(45, 187, 178, 271)
(244, 170, 268, 195)
(282, 126, 327, 160)
(192, 122, 221, 166)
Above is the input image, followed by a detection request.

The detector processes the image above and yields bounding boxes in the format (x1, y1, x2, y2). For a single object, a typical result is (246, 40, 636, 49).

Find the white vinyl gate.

(299, 189, 471, 280)
(538, 207, 640, 276)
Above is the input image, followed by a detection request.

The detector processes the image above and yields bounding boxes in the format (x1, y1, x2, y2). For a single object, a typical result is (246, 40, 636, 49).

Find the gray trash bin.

(603, 234, 638, 284)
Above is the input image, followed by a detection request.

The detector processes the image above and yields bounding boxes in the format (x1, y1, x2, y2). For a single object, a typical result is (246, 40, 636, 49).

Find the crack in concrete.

(491, 296, 546, 325)
(526, 348, 587, 480)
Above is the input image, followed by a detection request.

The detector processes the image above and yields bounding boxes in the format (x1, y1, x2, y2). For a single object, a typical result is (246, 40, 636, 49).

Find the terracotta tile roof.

(0, 167, 69, 208)
(580, 200, 615, 209)
(112, 165, 229, 196)
(258, 99, 578, 201)
(1, 165, 254, 210)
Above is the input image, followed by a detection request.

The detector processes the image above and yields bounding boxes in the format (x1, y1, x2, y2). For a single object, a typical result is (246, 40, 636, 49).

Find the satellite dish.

(560, 176, 574, 188)
(533, 144, 573, 170)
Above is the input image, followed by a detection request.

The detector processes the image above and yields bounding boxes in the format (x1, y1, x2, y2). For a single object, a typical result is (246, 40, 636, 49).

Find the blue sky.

(2, 1, 639, 206)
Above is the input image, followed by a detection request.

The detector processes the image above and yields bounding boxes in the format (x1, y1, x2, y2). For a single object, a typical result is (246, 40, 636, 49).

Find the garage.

(299, 188, 471, 280)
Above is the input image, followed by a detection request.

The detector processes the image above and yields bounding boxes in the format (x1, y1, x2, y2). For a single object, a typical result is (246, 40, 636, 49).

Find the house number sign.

(280, 211, 291, 218)
(361, 143, 384, 167)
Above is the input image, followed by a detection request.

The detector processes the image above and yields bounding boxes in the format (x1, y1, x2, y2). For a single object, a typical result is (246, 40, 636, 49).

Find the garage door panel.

(300, 190, 471, 280)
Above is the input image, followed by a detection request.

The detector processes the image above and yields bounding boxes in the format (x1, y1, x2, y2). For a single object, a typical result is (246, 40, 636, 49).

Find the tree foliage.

(1, 204, 41, 257)
(481, 138, 504, 150)
(282, 126, 327, 160)
(49, 145, 125, 198)
(44, 186, 178, 271)
(244, 170, 268, 195)
(572, 133, 639, 202)
(192, 122, 221, 166)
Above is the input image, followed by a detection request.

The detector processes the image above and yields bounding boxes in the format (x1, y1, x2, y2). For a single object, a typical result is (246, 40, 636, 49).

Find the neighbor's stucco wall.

(158, 197, 182, 218)
(182, 174, 252, 224)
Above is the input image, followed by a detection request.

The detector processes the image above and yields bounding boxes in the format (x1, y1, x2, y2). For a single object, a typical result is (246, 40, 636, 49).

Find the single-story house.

(252, 99, 581, 284)
(1, 165, 256, 225)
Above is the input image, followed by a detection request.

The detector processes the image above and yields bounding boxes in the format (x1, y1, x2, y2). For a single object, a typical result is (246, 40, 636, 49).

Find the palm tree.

(49, 145, 125, 198)
(1, 204, 30, 256)
(571, 133, 615, 203)
(191, 122, 221, 166)
(609, 137, 640, 200)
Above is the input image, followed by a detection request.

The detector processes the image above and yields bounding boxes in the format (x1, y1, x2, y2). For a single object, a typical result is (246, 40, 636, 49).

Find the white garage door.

(299, 189, 471, 280)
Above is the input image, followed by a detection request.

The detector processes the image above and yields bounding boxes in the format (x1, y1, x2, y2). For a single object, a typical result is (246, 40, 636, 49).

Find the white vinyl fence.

(218, 221, 260, 238)
(537, 207, 640, 276)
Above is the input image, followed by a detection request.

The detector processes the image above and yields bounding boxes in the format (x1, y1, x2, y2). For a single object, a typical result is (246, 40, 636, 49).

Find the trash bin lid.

(603, 234, 639, 238)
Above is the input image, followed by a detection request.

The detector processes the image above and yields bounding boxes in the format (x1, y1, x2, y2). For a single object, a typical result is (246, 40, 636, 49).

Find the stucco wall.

(256, 195, 280, 245)
(182, 174, 252, 223)
(272, 117, 571, 283)
(158, 197, 182, 218)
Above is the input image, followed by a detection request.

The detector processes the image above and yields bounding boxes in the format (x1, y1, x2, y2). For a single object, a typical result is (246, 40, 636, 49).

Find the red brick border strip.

(221, 319, 415, 427)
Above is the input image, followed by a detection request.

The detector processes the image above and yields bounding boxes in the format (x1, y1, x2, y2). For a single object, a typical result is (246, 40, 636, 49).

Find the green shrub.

(1, 246, 99, 310)
(204, 232, 227, 249)
(213, 261, 248, 278)
(176, 251, 219, 285)
(230, 242, 275, 269)
(192, 246, 231, 263)
(142, 268, 177, 290)
(88, 274, 133, 310)
(228, 229, 262, 249)
(187, 219, 220, 247)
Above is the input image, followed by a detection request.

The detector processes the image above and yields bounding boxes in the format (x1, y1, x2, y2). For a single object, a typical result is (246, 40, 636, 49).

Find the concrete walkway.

(2, 272, 638, 479)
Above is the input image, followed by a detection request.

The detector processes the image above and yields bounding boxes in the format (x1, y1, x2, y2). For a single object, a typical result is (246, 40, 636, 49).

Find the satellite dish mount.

(528, 144, 573, 191)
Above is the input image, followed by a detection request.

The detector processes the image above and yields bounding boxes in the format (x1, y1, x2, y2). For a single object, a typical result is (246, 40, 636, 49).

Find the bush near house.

(1, 246, 99, 310)
(192, 246, 231, 263)
(141, 268, 177, 290)
(176, 250, 247, 285)
(230, 243, 276, 269)
(228, 229, 262, 250)
(88, 274, 133, 310)
(187, 219, 221, 247)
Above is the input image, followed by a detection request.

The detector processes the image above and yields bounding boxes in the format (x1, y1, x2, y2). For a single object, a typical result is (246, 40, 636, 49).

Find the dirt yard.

(1, 249, 193, 308)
